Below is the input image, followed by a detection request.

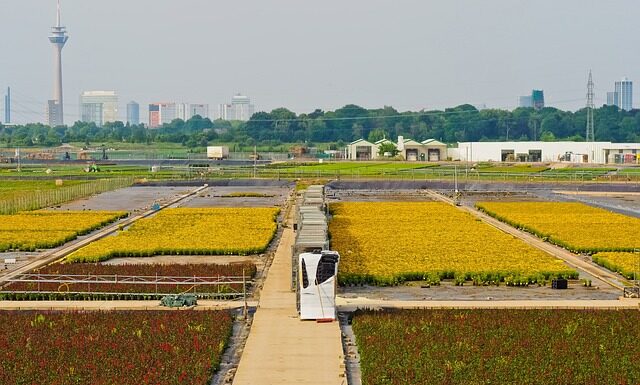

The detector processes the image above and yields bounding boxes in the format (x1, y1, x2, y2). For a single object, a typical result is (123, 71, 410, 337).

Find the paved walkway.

(232, 224, 345, 385)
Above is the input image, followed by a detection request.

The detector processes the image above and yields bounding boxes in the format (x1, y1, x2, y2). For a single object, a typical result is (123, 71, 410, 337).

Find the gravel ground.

(340, 280, 621, 301)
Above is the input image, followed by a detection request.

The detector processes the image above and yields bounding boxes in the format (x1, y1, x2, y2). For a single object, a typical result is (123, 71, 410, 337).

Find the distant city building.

(79, 91, 118, 127)
(148, 102, 177, 128)
(148, 104, 160, 128)
(218, 94, 255, 121)
(518, 90, 543, 109)
(189, 103, 209, 119)
(606, 78, 633, 110)
(615, 77, 633, 111)
(3, 87, 10, 124)
(47, 0, 69, 127)
(519, 95, 533, 108)
(46, 100, 63, 127)
(531, 90, 545, 110)
(176, 103, 189, 121)
(126, 101, 140, 125)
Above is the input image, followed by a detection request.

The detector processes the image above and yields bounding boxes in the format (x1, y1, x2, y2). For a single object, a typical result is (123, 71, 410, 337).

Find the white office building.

(79, 91, 118, 127)
(614, 77, 633, 111)
(453, 141, 640, 164)
(218, 94, 255, 121)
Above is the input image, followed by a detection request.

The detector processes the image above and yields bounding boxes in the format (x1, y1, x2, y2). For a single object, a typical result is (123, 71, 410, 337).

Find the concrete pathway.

(232, 224, 345, 385)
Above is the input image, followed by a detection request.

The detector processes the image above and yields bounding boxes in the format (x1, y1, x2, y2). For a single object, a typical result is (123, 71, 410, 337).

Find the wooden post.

(243, 268, 248, 320)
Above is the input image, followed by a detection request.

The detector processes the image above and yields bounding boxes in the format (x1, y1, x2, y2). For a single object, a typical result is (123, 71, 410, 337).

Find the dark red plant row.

(352, 309, 640, 385)
(4, 262, 256, 295)
(0, 310, 233, 385)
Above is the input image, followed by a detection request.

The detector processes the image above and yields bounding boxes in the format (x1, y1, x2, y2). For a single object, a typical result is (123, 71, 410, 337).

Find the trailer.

(207, 146, 229, 160)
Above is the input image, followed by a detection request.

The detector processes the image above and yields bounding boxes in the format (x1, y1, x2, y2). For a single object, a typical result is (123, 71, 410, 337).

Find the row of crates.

(292, 185, 330, 291)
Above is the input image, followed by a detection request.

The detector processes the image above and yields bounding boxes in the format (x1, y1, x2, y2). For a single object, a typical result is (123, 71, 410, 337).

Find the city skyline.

(2, 1, 640, 125)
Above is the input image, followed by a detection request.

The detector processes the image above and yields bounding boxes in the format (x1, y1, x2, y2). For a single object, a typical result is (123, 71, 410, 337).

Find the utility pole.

(586, 70, 595, 142)
(253, 145, 257, 178)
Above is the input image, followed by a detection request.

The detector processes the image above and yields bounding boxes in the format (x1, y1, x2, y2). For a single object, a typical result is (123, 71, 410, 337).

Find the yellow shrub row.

(476, 202, 640, 253)
(66, 207, 280, 263)
(329, 202, 576, 285)
(0, 211, 128, 251)
(592, 252, 640, 280)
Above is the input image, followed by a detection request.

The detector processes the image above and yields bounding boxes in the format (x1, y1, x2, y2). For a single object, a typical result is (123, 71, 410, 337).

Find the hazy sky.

(1, 0, 640, 124)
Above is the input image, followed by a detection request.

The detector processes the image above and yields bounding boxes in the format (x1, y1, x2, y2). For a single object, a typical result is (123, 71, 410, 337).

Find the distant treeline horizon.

(2, 103, 640, 148)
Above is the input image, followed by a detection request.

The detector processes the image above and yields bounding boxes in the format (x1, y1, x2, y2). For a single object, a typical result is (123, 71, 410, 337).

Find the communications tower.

(47, 0, 69, 127)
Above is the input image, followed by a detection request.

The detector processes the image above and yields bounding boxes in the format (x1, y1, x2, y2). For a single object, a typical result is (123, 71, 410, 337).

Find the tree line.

(1, 104, 640, 148)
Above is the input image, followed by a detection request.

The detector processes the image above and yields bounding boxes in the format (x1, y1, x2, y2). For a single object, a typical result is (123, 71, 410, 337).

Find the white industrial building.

(346, 136, 447, 161)
(453, 141, 640, 164)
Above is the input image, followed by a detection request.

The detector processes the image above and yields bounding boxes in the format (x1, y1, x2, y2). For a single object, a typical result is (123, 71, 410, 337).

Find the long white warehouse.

(453, 141, 640, 164)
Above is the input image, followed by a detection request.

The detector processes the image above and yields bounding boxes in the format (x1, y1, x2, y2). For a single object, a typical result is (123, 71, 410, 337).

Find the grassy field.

(0, 179, 90, 200)
(353, 309, 640, 385)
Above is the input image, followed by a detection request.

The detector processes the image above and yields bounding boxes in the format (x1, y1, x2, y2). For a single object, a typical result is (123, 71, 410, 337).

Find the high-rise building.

(519, 96, 533, 108)
(189, 104, 209, 119)
(47, 0, 69, 127)
(176, 103, 209, 120)
(3, 87, 9, 124)
(148, 104, 160, 128)
(606, 78, 633, 110)
(531, 90, 545, 110)
(615, 77, 633, 111)
(126, 101, 140, 125)
(148, 102, 177, 128)
(218, 94, 255, 121)
(79, 91, 118, 127)
(518, 90, 544, 109)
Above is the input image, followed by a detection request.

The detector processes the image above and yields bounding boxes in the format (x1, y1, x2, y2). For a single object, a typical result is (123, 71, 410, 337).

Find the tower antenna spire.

(57, 0, 61, 27)
(586, 70, 595, 142)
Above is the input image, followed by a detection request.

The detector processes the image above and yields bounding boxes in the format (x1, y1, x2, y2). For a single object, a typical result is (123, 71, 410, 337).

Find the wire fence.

(0, 177, 134, 214)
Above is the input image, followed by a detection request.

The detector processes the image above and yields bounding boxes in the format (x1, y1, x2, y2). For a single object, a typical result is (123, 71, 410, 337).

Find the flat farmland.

(2, 262, 256, 300)
(66, 207, 279, 263)
(352, 309, 640, 385)
(0, 211, 127, 251)
(0, 310, 232, 385)
(329, 202, 576, 286)
(476, 201, 640, 253)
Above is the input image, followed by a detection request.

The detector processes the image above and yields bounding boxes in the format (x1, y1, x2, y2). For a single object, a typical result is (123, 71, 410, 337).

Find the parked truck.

(207, 146, 229, 160)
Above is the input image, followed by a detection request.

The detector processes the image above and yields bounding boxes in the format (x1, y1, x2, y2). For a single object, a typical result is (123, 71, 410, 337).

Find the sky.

(1, 0, 640, 124)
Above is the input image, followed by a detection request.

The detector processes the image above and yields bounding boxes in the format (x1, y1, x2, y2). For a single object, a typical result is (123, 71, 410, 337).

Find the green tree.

(378, 142, 399, 157)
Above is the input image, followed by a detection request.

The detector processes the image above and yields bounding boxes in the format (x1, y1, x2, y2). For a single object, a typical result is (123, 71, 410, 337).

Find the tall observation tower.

(47, 0, 69, 127)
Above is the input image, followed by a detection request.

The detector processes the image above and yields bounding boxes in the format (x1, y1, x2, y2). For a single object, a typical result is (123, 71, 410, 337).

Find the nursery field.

(66, 207, 279, 263)
(476, 201, 640, 253)
(329, 202, 576, 286)
(353, 309, 640, 385)
(0, 179, 89, 200)
(2, 262, 256, 299)
(0, 210, 127, 251)
(592, 252, 640, 279)
(0, 310, 232, 385)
